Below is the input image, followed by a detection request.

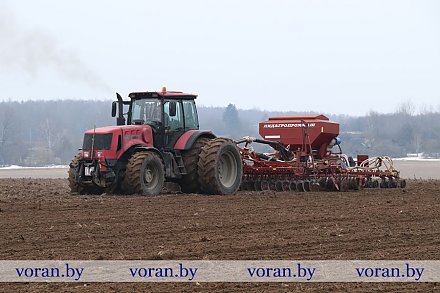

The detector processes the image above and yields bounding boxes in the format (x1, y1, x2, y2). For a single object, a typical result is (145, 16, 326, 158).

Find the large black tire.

(122, 151, 164, 196)
(179, 137, 210, 193)
(198, 138, 243, 195)
(68, 153, 84, 194)
(68, 154, 104, 195)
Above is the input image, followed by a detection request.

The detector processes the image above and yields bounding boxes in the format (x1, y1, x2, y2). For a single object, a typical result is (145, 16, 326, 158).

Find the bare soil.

(0, 179, 439, 292)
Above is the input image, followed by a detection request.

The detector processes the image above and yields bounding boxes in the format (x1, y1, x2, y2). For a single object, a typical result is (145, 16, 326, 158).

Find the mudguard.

(174, 130, 216, 151)
(133, 146, 164, 161)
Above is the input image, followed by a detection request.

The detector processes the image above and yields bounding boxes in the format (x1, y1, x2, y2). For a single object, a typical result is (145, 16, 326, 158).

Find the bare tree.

(0, 105, 15, 164)
(41, 117, 53, 150)
(396, 100, 415, 116)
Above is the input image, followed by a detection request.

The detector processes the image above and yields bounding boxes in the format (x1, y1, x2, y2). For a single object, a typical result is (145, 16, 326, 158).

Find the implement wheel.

(198, 138, 243, 195)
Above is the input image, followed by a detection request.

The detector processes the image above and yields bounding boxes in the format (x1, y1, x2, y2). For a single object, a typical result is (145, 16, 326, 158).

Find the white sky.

(0, 0, 439, 115)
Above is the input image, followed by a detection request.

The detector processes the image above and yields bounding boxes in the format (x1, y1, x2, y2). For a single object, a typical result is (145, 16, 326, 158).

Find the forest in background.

(0, 100, 439, 166)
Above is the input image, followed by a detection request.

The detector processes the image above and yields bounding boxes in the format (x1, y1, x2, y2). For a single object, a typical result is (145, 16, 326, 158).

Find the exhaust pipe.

(116, 93, 126, 125)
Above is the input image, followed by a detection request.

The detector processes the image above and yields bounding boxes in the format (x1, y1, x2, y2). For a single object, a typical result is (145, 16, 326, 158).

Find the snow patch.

(393, 157, 440, 162)
(0, 165, 69, 170)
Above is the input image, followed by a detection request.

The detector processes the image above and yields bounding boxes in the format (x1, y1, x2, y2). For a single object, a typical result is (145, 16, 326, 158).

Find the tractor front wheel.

(68, 153, 104, 195)
(122, 151, 164, 196)
(68, 153, 84, 194)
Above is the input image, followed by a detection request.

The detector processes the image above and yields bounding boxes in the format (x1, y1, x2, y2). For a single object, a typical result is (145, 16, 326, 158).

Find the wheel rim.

(143, 164, 158, 189)
(218, 150, 238, 188)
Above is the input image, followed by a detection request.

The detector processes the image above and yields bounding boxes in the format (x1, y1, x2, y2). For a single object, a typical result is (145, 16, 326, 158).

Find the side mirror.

(111, 101, 117, 117)
(169, 101, 177, 117)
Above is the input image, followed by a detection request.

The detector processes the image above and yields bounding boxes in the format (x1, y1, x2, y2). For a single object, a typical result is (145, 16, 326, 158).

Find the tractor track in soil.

(0, 179, 439, 292)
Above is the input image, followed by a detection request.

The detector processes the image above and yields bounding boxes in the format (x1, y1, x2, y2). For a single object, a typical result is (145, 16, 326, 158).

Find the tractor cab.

(112, 87, 200, 150)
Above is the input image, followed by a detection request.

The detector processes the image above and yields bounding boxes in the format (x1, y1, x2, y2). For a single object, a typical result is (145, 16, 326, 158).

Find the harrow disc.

(297, 180, 306, 192)
(254, 181, 263, 191)
(275, 181, 284, 192)
(303, 180, 311, 192)
(289, 181, 297, 192)
(389, 178, 398, 188)
(310, 180, 321, 192)
(240, 181, 249, 191)
(372, 180, 379, 188)
(349, 178, 360, 190)
(399, 179, 407, 188)
(325, 177, 336, 191)
(282, 181, 290, 191)
(365, 180, 372, 188)
(339, 178, 349, 192)
(269, 181, 276, 191)
(380, 179, 389, 188)
(261, 180, 270, 191)
(248, 181, 257, 191)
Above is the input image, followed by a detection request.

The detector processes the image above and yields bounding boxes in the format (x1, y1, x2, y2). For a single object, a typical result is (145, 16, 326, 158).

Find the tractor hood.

(84, 125, 152, 136)
(82, 125, 154, 154)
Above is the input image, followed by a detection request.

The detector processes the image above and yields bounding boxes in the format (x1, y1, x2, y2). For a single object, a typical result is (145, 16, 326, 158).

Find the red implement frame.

(236, 115, 405, 192)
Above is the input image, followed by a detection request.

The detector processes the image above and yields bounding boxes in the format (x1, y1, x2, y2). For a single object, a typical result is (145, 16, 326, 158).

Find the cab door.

(163, 100, 185, 149)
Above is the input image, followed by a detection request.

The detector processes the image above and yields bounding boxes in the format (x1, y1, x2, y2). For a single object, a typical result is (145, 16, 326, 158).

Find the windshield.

(131, 98, 161, 124)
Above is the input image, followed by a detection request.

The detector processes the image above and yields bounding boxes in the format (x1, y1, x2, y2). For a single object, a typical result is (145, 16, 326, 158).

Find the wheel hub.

(144, 168, 153, 183)
(218, 151, 238, 188)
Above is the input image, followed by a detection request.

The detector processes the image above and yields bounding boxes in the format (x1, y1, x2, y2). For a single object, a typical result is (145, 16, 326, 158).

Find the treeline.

(0, 100, 112, 166)
(0, 100, 439, 166)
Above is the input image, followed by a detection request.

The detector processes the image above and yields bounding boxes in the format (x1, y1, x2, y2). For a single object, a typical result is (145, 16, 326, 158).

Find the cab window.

(131, 99, 161, 123)
(183, 100, 199, 130)
(163, 100, 184, 131)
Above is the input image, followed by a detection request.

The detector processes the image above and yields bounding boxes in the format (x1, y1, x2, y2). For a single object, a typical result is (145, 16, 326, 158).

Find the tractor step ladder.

(174, 151, 187, 175)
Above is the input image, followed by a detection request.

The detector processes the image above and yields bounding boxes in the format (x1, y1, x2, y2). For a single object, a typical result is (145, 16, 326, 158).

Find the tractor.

(68, 88, 243, 195)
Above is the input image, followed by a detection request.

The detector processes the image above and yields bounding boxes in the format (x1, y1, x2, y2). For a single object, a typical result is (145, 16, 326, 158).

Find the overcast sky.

(0, 0, 439, 115)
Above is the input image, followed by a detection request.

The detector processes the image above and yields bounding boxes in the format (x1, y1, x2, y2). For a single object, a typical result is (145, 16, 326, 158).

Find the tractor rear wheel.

(179, 137, 210, 193)
(198, 138, 243, 195)
(122, 151, 164, 196)
(68, 153, 104, 195)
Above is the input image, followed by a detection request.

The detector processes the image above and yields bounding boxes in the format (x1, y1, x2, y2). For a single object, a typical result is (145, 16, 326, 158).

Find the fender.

(174, 130, 216, 151)
(132, 146, 164, 161)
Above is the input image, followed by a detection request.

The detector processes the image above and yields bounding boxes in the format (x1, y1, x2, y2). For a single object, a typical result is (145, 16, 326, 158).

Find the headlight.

(83, 151, 89, 158)
(97, 151, 103, 158)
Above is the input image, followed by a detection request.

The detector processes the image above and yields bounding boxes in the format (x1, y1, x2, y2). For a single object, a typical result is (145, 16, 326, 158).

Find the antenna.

(91, 125, 96, 158)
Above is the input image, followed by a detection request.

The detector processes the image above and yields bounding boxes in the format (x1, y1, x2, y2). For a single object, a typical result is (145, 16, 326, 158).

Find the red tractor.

(68, 88, 243, 196)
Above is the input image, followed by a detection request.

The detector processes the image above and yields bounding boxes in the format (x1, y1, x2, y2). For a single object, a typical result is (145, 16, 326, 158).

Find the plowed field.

(0, 179, 439, 292)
